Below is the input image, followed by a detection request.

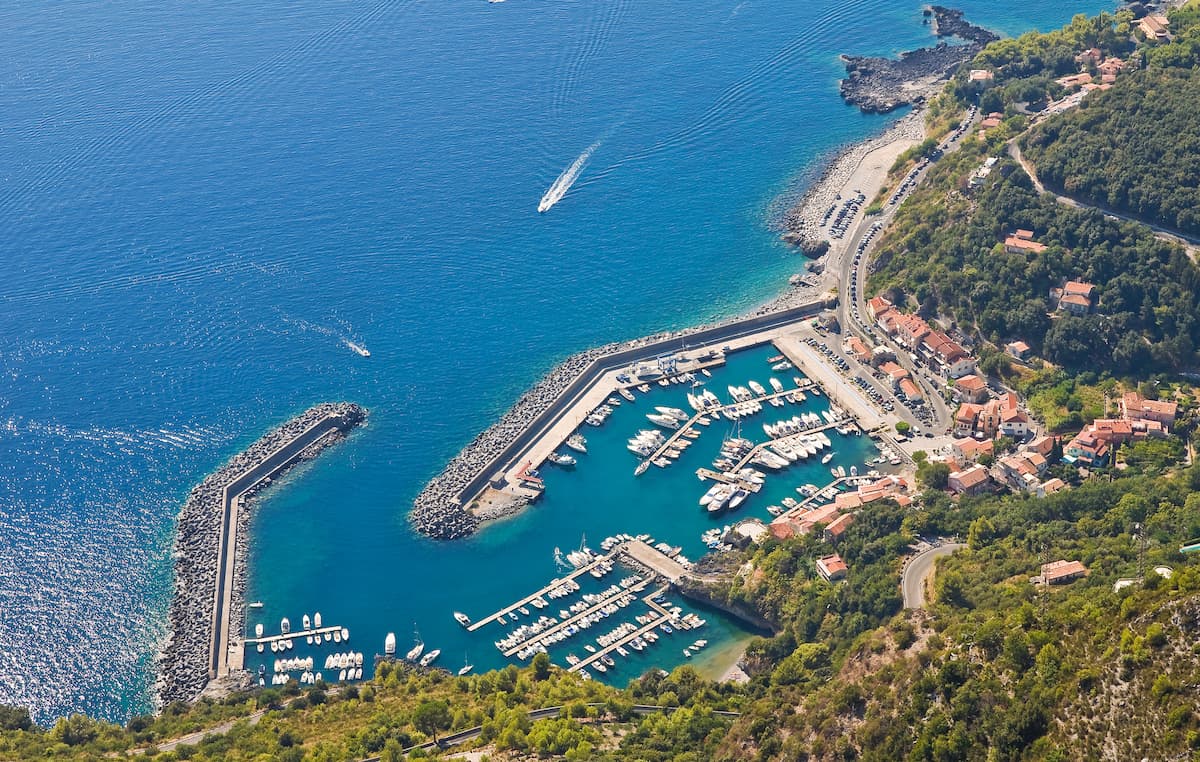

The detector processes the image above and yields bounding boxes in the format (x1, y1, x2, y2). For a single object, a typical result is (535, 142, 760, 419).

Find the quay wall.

(159, 402, 366, 706)
(411, 301, 829, 539)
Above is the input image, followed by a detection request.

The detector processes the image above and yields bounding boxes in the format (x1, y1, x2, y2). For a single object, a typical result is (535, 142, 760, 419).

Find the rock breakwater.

(409, 331, 697, 540)
(158, 402, 366, 705)
(839, 6, 998, 114)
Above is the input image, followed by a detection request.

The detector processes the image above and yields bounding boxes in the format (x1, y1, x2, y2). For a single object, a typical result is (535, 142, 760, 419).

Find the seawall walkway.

(159, 402, 366, 705)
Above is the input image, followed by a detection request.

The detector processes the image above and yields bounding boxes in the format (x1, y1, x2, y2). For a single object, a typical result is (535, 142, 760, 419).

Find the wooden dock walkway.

(501, 578, 652, 657)
(731, 419, 847, 472)
(778, 476, 859, 521)
(466, 548, 621, 632)
(245, 625, 345, 645)
(645, 380, 818, 464)
(567, 585, 673, 673)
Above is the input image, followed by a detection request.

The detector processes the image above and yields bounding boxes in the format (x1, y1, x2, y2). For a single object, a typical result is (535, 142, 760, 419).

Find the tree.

(896, 421, 912, 435)
(532, 651, 551, 681)
(918, 462, 951, 490)
(413, 699, 452, 742)
(0, 705, 32, 732)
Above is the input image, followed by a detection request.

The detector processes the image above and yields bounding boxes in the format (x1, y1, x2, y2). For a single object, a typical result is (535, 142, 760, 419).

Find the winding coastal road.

(1008, 140, 1200, 259)
(902, 543, 965, 609)
(822, 107, 981, 437)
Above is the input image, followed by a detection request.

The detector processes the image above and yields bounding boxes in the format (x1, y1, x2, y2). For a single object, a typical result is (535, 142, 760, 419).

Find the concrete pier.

(466, 549, 620, 632)
(159, 402, 366, 705)
(622, 540, 688, 583)
(500, 578, 651, 657)
(411, 300, 834, 539)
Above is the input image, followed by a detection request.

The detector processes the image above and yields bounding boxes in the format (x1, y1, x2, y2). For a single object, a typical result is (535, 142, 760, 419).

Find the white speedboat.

(420, 649, 441, 667)
(302, 614, 311, 630)
(255, 623, 264, 638)
(548, 452, 577, 467)
(280, 617, 290, 634)
(748, 381, 767, 396)
(634, 461, 650, 476)
(385, 632, 396, 656)
(454, 611, 471, 627)
(821, 453, 833, 464)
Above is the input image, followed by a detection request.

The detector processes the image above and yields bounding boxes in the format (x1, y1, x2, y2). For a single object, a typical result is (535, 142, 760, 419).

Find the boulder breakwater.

(158, 402, 366, 705)
(411, 302, 832, 540)
(409, 332, 692, 540)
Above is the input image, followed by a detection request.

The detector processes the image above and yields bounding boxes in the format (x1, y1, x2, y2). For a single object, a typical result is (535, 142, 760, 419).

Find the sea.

(0, 0, 1115, 724)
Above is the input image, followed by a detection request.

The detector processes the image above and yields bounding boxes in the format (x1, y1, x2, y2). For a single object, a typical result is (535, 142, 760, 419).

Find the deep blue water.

(0, 0, 1114, 723)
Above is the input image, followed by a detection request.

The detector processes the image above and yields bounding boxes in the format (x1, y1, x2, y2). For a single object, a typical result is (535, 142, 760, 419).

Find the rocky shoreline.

(777, 109, 926, 254)
(158, 402, 366, 706)
(839, 6, 997, 114)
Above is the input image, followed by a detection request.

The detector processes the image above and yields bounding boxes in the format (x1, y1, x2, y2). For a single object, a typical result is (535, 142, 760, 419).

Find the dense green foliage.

(868, 134, 1200, 373)
(1022, 68, 1200, 235)
(948, 12, 1133, 111)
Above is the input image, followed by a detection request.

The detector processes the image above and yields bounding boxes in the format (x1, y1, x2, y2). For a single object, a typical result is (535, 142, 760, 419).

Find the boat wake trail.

(538, 141, 601, 213)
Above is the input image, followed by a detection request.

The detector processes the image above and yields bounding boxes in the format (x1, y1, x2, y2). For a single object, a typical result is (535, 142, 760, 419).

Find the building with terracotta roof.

(1120, 392, 1177, 429)
(953, 436, 994, 463)
(948, 464, 993, 496)
(1053, 280, 1097, 316)
(879, 361, 910, 386)
(1064, 430, 1110, 467)
(954, 374, 989, 403)
(968, 69, 994, 83)
(845, 335, 872, 364)
(1037, 478, 1066, 497)
(1040, 559, 1088, 585)
(1026, 435, 1056, 457)
(892, 313, 932, 350)
(1098, 57, 1125, 76)
(1055, 72, 1093, 90)
(980, 112, 1003, 130)
(920, 330, 975, 378)
(1005, 340, 1032, 361)
(867, 295, 893, 320)
(1074, 48, 1102, 66)
(824, 513, 855, 543)
(1138, 14, 1170, 43)
(899, 377, 923, 402)
(954, 403, 984, 437)
(1004, 229, 1048, 255)
(816, 554, 848, 582)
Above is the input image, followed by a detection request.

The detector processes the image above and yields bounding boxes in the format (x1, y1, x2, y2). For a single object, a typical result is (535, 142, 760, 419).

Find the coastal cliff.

(839, 6, 998, 114)
(158, 402, 366, 705)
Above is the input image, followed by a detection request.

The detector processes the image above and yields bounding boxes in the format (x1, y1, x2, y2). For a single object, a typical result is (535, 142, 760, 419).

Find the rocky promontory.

(839, 6, 998, 114)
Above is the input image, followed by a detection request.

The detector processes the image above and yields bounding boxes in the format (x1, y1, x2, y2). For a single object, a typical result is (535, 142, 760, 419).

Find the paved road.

(1009, 140, 1200, 258)
(902, 543, 965, 609)
(825, 108, 981, 436)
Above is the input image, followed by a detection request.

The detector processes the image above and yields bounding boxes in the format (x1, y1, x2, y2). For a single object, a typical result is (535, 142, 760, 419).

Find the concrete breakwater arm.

(158, 402, 366, 705)
(410, 301, 829, 540)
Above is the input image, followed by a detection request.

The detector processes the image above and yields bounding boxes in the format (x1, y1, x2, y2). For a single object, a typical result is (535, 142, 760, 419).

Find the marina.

(242, 338, 886, 690)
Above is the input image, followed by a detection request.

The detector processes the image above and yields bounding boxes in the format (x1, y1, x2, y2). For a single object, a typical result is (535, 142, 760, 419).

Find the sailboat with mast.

(405, 625, 424, 662)
(457, 653, 474, 676)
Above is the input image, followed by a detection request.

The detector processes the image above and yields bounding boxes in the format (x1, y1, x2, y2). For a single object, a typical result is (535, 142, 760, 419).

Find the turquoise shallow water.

(0, 0, 1115, 723)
